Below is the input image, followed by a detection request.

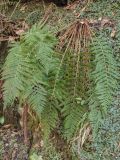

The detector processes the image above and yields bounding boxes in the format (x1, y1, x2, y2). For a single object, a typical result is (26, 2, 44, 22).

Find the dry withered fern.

(54, 20, 92, 98)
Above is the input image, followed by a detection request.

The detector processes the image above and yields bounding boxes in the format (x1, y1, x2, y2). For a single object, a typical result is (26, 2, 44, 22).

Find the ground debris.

(0, 13, 28, 42)
(0, 127, 29, 160)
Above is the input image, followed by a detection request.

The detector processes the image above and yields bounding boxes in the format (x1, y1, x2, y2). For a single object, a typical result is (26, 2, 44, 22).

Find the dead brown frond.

(57, 20, 92, 96)
(39, 3, 56, 27)
(58, 19, 92, 53)
(72, 123, 92, 155)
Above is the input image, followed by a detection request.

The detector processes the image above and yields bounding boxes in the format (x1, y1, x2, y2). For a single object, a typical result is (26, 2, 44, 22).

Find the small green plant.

(30, 141, 62, 160)
(30, 153, 43, 160)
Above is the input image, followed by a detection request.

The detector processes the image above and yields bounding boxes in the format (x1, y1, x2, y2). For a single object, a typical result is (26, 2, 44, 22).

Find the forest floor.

(0, 0, 120, 159)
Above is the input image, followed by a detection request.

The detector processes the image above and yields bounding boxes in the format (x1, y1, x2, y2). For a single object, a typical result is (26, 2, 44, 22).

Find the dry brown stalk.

(58, 19, 92, 53)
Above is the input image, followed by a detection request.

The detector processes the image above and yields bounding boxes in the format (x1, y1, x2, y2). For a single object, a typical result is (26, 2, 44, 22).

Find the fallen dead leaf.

(20, 5, 27, 12)
(111, 28, 116, 38)
(15, 29, 25, 35)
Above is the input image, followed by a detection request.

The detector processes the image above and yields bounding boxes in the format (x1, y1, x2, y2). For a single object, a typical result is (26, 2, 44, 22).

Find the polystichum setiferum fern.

(2, 24, 60, 137)
(2, 22, 120, 144)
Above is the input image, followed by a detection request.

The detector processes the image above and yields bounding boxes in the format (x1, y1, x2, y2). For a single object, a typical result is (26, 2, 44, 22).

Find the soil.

(0, 127, 29, 160)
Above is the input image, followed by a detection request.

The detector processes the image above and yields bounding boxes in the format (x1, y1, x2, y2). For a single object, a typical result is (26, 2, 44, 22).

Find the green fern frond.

(2, 25, 58, 115)
(41, 104, 58, 140)
(62, 99, 87, 139)
(24, 25, 57, 74)
(89, 91, 103, 138)
(91, 33, 119, 109)
(89, 32, 119, 138)
(2, 42, 25, 106)
(24, 78, 47, 115)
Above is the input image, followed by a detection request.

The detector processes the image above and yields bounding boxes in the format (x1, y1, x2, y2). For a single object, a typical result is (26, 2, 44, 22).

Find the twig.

(9, 0, 21, 19)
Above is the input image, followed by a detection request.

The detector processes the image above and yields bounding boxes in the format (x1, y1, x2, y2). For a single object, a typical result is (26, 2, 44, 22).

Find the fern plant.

(89, 32, 119, 138)
(2, 24, 59, 138)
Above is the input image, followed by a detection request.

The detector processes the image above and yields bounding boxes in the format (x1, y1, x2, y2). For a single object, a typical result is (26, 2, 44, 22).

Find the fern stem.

(23, 103, 29, 145)
(73, 28, 81, 98)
